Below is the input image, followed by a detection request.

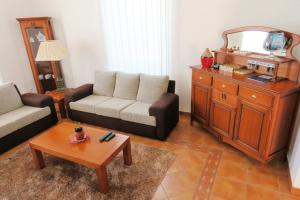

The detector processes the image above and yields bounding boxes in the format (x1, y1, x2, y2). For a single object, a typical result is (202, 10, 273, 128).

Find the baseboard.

(288, 168, 300, 195)
(179, 111, 190, 116)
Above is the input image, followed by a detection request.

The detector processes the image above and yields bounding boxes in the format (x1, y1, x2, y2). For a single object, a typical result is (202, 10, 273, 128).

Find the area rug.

(0, 143, 175, 200)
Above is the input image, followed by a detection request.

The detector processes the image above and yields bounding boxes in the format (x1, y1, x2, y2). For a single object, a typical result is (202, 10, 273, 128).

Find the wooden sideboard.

(191, 26, 300, 163)
(191, 66, 300, 163)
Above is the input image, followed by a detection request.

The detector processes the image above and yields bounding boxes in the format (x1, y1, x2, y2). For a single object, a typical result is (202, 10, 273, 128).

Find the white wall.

(1, 0, 300, 188)
(0, 0, 38, 92)
(0, 0, 107, 93)
(175, 0, 300, 112)
(289, 107, 300, 188)
(2, 0, 300, 107)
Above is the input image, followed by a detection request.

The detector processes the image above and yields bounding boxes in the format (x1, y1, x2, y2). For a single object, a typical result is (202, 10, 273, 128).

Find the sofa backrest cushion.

(0, 82, 24, 115)
(137, 74, 169, 103)
(94, 70, 116, 96)
(113, 72, 140, 100)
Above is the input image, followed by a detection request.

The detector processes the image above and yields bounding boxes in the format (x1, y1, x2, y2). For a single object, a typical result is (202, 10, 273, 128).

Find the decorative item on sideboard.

(201, 48, 214, 68)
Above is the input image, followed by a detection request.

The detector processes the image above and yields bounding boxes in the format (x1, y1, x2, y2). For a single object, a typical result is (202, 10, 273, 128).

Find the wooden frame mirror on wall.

(17, 17, 64, 94)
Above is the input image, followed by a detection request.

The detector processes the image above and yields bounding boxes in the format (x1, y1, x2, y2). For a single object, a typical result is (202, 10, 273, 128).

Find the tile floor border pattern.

(171, 140, 223, 200)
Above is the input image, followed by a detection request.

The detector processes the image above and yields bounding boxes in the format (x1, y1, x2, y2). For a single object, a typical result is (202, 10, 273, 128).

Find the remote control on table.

(99, 131, 113, 142)
(105, 133, 115, 142)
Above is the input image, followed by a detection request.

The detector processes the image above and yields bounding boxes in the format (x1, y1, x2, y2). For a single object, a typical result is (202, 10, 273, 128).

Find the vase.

(201, 48, 214, 68)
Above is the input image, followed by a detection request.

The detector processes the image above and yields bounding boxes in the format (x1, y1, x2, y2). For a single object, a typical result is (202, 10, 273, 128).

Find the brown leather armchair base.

(0, 87, 58, 154)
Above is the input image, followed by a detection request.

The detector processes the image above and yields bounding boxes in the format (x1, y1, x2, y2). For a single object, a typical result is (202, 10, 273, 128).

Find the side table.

(46, 90, 66, 118)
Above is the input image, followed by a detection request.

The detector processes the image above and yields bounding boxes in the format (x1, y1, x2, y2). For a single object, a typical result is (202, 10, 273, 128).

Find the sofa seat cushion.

(0, 82, 23, 115)
(0, 106, 51, 139)
(94, 71, 116, 96)
(95, 98, 135, 119)
(136, 74, 169, 103)
(120, 102, 156, 126)
(0, 118, 18, 139)
(113, 72, 140, 100)
(70, 95, 111, 113)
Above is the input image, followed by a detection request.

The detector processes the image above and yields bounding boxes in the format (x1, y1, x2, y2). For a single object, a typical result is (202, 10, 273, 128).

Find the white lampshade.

(35, 40, 68, 61)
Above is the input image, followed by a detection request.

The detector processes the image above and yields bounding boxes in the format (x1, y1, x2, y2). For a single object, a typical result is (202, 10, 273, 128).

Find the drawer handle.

(221, 84, 226, 88)
(199, 76, 203, 80)
(251, 94, 257, 99)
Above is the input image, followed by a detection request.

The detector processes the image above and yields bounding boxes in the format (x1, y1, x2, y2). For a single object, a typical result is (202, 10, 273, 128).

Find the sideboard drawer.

(239, 86, 273, 107)
(192, 70, 212, 86)
(212, 89, 238, 107)
(213, 78, 238, 95)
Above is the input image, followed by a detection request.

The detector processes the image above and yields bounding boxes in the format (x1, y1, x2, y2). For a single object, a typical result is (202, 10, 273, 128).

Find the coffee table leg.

(123, 140, 132, 165)
(30, 148, 45, 169)
(96, 166, 109, 193)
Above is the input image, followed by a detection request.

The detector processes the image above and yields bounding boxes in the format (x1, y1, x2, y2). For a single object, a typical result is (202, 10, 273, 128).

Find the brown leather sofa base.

(65, 81, 179, 141)
(0, 114, 56, 154)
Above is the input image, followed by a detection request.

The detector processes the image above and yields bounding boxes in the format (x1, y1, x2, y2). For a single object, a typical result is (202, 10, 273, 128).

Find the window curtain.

(100, 0, 172, 75)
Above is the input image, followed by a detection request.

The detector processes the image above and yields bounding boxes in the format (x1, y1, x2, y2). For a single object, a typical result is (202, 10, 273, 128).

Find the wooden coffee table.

(29, 121, 132, 193)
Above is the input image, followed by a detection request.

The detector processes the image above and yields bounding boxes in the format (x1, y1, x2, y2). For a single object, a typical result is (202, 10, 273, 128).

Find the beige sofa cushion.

(95, 98, 135, 119)
(0, 106, 50, 139)
(120, 101, 156, 126)
(94, 71, 116, 96)
(0, 82, 23, 115)
(113, 72, 140, 100)
(69, 95, 111, 113)
(0, 118, 18, 139)
(136, 74, 169, 103)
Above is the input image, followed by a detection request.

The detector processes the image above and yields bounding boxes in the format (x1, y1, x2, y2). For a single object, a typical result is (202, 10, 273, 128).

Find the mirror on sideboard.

(226, 31, 292, 57)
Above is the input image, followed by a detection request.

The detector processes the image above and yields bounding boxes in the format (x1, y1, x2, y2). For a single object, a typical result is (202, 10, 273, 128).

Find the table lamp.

(35, 40, 68, 91)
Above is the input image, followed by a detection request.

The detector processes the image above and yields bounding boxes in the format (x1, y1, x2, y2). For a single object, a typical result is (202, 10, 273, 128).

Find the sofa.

(65, 71, 179, 140)
(0, 82, 58, 154)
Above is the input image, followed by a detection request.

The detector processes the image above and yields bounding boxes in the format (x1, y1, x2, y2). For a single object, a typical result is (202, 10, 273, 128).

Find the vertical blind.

(100, 0, 172, 75)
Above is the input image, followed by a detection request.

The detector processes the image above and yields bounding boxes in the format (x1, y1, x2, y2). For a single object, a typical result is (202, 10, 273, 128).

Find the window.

(100, 0, 172, 75)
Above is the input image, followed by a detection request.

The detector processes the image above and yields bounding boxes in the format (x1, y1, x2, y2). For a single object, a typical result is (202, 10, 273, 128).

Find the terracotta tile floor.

(1, 114, 299, 200)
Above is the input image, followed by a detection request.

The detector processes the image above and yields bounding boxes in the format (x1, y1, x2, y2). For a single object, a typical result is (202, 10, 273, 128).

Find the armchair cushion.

(70, 95, 111, 113)
(21, 92, 58, 124)
(113, 72, 140, 100)
(94, 71, 116, 96)
(0, 106, 50, 138)
(137, 74, 169, 103)
(0, 118, 17, 139)
(0, 82, 23, 115)
(120, 102, 156, 126)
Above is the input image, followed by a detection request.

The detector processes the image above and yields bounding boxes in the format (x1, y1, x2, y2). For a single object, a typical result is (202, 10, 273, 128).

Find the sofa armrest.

(64, 84, 93, 115)
(149, 93, 179, 140)
(21, 93, 58, 123)
(21, 93, 52, 107)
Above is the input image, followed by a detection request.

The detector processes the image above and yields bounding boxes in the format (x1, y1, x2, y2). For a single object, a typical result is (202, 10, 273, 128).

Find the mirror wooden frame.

(221, 26, 300, 60)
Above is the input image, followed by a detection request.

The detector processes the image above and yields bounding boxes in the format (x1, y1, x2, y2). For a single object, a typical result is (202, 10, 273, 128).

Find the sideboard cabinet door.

(191, 83, 211, 125)
(210, 100, 235, 139)
(233, 99, 270, 157)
